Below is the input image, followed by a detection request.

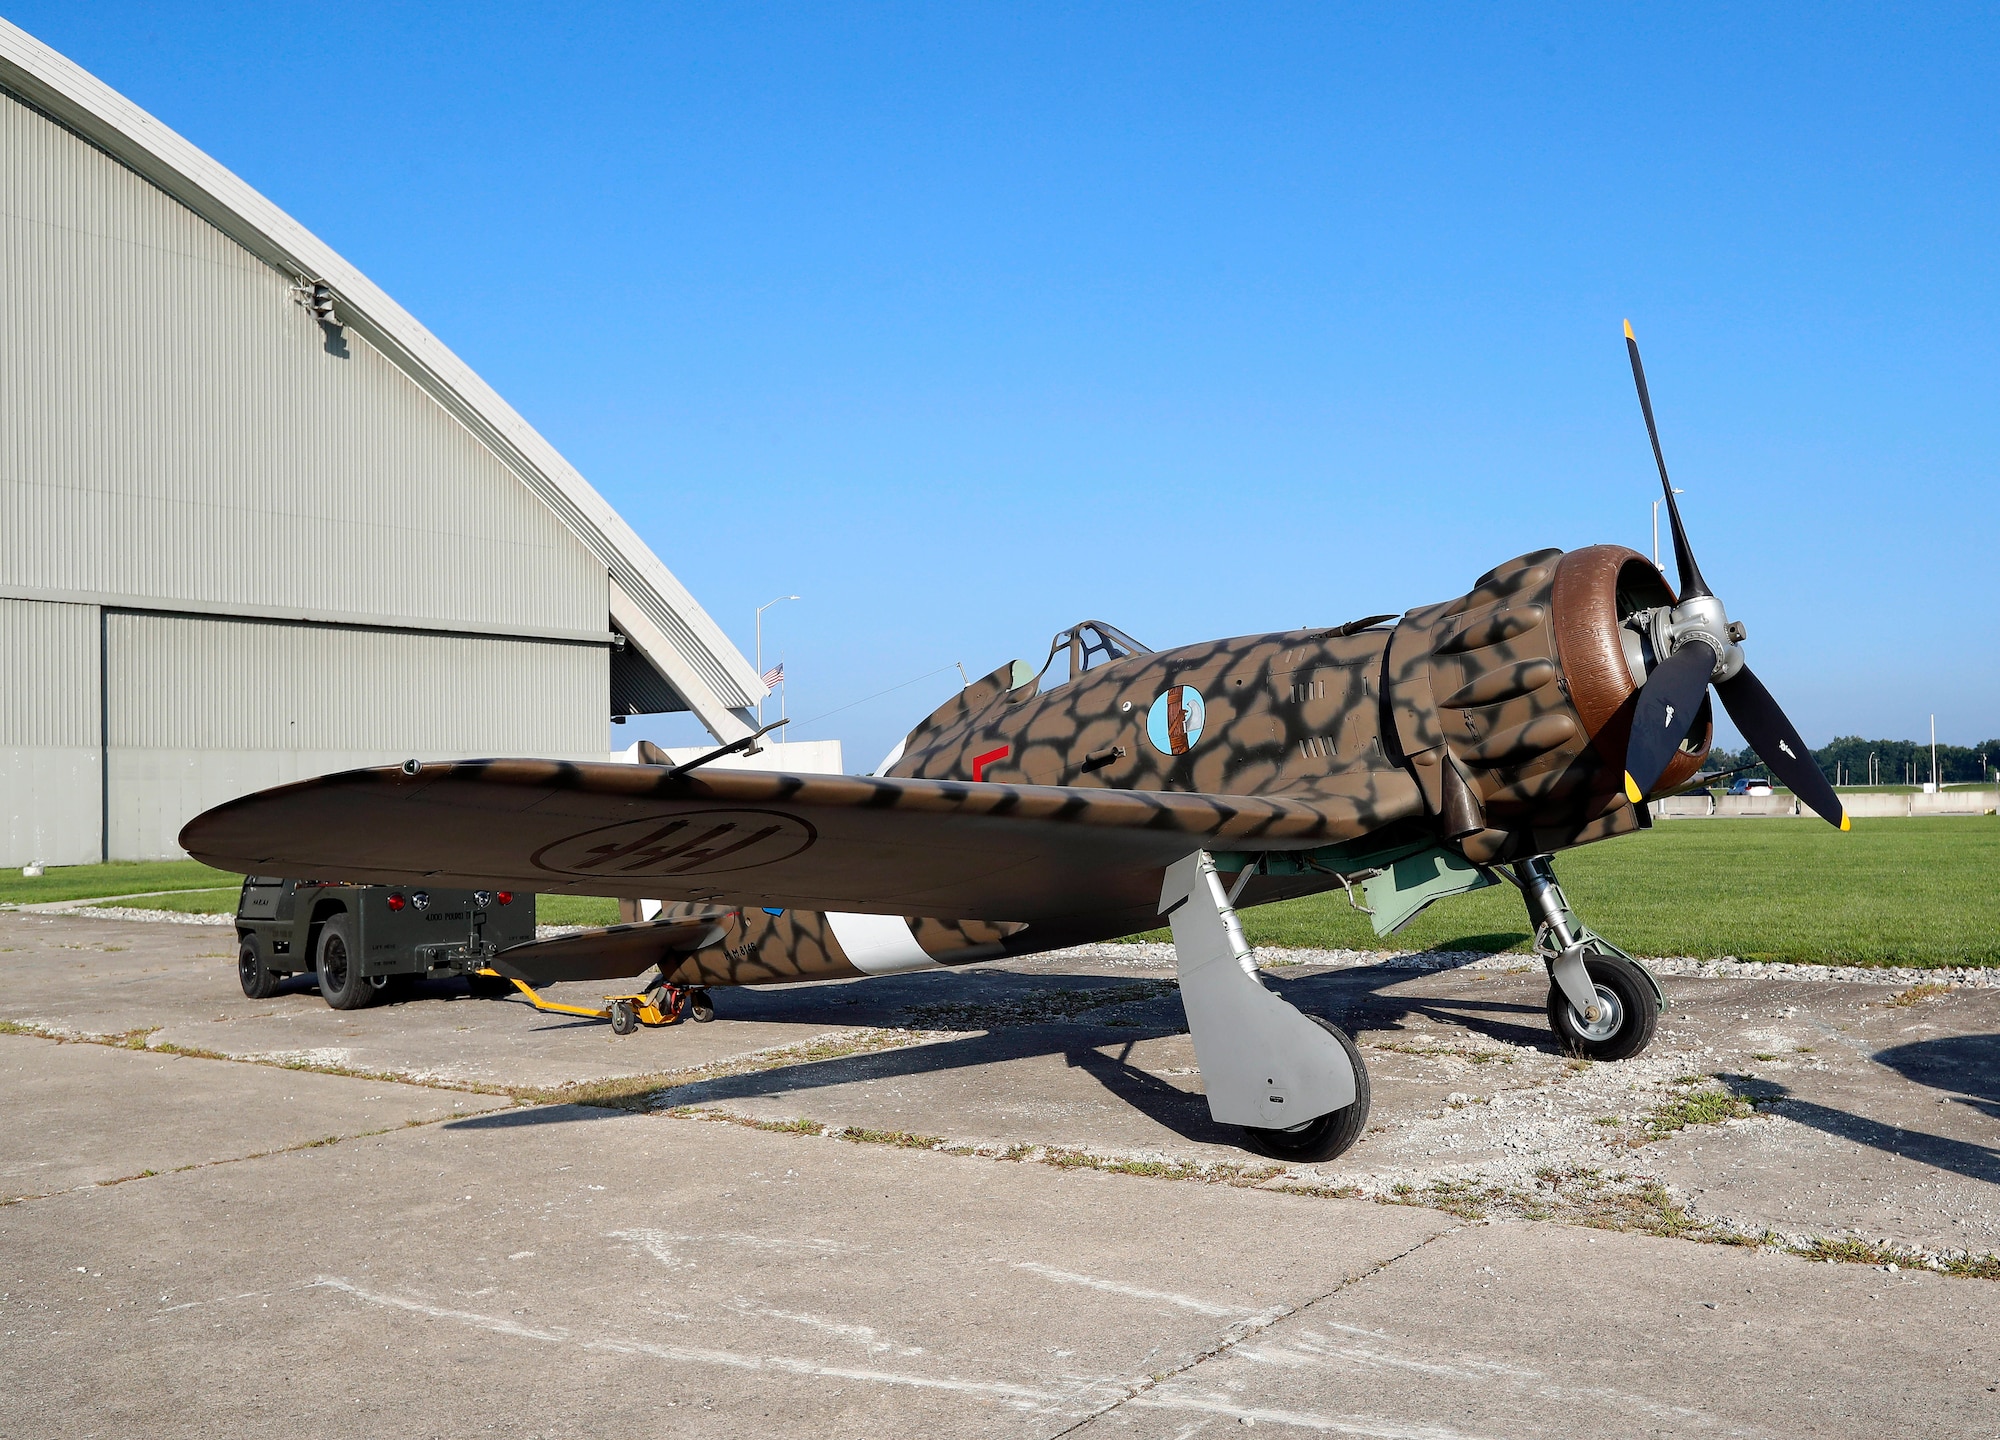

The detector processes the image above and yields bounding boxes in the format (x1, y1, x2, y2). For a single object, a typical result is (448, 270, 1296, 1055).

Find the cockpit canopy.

(1036, 620, 1152, 686)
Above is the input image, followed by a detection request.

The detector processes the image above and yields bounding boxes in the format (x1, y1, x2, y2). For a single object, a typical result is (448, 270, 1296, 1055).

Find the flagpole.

(754, 595, 800, 725)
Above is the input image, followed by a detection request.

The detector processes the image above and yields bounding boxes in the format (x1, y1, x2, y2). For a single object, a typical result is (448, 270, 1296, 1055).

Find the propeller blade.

(1623, 320, 1711, 600)
(1623, 639, 1718, 803)
(1714, 666, 1850, 829)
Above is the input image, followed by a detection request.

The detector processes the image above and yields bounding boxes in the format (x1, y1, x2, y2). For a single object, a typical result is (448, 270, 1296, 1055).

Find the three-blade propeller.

(1619, 322, 1849, 830)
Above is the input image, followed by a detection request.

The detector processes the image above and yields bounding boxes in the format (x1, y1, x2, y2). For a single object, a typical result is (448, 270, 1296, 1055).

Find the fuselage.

(655, 544, 1711, 990)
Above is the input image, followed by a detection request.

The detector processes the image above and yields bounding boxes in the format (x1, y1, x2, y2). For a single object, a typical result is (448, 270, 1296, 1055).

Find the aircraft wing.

(180, 759, 1420, 923)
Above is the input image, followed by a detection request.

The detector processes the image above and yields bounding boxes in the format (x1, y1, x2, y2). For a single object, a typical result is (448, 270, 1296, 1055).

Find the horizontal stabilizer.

(490, 917, 721, 986)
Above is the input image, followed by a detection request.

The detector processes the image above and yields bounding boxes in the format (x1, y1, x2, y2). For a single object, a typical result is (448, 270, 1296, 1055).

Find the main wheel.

(1546, 952, 1658, 1061)
(609, 1000, 637, 1035)
(237, 938, 278, 1000)
(316, 917, 373, 1011)
(1239, 1016, 1371, 1164)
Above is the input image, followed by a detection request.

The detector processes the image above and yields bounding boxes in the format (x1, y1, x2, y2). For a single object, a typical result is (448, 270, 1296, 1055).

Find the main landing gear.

(1508, 856, 1663, 1061)
(1159, 852, 1371, 1163)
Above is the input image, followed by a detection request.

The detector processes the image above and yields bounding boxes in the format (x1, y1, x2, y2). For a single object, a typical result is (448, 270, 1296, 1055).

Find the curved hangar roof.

(0, 19, 763, 740)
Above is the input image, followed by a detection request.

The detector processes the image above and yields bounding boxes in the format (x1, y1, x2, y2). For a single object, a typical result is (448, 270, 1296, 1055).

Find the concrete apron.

(4, 912, 2000, 1434)
(5, 911, 2000, 1257)
(3, 1112, 1996, 1439)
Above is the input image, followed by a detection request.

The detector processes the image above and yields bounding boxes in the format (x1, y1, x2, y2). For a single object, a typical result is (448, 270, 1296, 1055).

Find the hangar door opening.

(104, 612, 611, 860)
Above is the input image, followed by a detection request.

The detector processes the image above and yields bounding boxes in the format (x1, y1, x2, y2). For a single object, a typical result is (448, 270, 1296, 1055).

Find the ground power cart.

(233, 878, 536, 1009)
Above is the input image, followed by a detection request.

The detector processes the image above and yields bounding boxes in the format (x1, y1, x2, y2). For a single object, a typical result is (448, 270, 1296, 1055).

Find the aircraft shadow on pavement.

(447, 1104, 630, 1130)
(1719, 1068, 2000, 1187)
(511, 961, 1566, 1148)
(1270, 966, 1560, 1053)
(646, 1017, 1244, 1148)
(1871, 1035, 2000, 1119)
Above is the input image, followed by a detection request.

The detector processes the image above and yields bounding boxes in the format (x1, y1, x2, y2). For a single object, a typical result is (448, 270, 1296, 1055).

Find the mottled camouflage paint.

(184, 545, 1701, 990)
(1386, 544, 1709, 865)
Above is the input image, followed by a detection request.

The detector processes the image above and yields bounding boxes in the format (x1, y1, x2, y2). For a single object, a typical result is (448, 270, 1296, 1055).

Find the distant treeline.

(1708, 735, 1999, 786)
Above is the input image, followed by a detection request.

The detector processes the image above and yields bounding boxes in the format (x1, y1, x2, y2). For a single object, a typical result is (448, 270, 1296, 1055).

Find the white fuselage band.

(825, 911, 938, 976)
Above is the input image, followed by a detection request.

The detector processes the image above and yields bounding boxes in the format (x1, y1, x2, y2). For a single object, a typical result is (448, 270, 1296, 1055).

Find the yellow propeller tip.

(1840, 813, 1852, 832)
(1623, 318, 1635, 340)
(1624, 773, 1644, 804)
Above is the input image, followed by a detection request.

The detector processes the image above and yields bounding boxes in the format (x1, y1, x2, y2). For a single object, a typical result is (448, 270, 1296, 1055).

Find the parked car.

(1727, 777, 1775, 796)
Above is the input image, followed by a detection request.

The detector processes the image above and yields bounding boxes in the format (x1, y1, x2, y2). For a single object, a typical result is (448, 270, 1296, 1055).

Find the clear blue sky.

(15, 3, 1997, 766)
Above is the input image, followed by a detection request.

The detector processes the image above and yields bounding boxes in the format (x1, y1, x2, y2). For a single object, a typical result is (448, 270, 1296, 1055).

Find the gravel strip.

(68, 905, 235, 926)
(1038, 940, 2000, 988)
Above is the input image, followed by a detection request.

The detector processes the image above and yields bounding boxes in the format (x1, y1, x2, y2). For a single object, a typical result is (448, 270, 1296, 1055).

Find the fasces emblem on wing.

(530, 809, 818, 878)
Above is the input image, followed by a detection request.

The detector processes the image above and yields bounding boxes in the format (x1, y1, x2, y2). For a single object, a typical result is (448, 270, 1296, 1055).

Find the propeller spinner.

(1618, 321, 1849, 831)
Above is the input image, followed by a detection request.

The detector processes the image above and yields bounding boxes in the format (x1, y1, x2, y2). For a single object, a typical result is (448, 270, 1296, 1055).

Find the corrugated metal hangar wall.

(0, 30, 761, 865)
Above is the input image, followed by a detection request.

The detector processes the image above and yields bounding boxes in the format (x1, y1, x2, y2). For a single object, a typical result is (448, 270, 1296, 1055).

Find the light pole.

(1652, 488, 1686, 571)
(755, 595, 800, 725)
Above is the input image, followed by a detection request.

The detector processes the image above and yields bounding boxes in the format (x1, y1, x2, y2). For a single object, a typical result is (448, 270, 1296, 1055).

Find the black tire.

(316, 917, 373, 1011)
(237, 937, 278, 1000)
(609, 1000, 637, 1035)
(1239, 1016, 1371, 1164)
(1546, 952, 1659, 1061)
(688, 989, 715, 1023)
(466, 971, 516, 1000)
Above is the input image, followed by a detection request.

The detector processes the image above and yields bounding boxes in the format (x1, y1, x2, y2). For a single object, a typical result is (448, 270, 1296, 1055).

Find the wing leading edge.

(179, 759, 1424, 923)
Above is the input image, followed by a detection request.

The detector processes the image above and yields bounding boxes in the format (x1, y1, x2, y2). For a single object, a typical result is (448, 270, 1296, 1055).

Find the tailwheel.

(1238, 1017, 1371, 1164)
(642, 981, 688, 1025)
(1547, 953, 1659, 1061)
(688, 988, 715, 1023)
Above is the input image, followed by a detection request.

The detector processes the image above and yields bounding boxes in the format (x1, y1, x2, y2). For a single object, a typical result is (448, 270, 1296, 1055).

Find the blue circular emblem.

(1146, 686, 1206, 756)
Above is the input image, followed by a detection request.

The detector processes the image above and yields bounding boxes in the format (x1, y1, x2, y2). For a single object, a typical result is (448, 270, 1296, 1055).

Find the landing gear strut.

(1510, 856, 1662, 1061)
(1159, 851, 1370, 1162)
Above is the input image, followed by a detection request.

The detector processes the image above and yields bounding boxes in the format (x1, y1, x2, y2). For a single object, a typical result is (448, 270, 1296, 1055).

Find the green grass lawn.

(1216, 816, 2000, 968)
(92, 887, 244, 915)
(536, 894, 622, 927)
(0, 860, 240, 905)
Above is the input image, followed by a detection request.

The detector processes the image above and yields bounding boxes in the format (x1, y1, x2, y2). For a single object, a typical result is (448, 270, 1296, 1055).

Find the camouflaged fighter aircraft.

(181, 324, 1848, 1162)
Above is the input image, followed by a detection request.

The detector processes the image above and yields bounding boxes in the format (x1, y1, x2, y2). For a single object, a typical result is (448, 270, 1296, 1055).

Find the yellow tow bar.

(476, 969, 686, 1034)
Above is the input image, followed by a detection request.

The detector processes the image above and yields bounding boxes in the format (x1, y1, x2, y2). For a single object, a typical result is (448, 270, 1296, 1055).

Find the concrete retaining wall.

(1651, 789, 1999, 819)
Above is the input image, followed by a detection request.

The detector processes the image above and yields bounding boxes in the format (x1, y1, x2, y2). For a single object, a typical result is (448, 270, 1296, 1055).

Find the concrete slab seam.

(1040, 1225, 1462, 1438)
(0, 1111, 487, 1208)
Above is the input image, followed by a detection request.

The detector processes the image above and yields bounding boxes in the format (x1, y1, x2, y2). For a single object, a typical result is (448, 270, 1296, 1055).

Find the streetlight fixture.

(755, 596, 800, 724)
(1652, 488, 1686, 571)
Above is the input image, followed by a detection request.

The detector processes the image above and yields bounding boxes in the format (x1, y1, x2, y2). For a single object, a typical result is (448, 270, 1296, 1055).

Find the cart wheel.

(609, 1000, 637, 1035)
(689, 989, 716, 1023)
(237, 938, 278, 1000)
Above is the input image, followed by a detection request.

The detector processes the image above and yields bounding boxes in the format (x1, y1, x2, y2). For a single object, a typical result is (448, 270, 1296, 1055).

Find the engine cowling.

(1388, 545, 1711, 864)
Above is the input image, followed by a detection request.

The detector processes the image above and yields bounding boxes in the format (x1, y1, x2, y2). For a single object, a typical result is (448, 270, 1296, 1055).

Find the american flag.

(761, 662, 785, 690)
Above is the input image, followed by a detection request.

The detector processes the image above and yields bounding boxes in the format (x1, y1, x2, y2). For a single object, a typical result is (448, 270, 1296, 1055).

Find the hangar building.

(0, 22, 765, 866)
